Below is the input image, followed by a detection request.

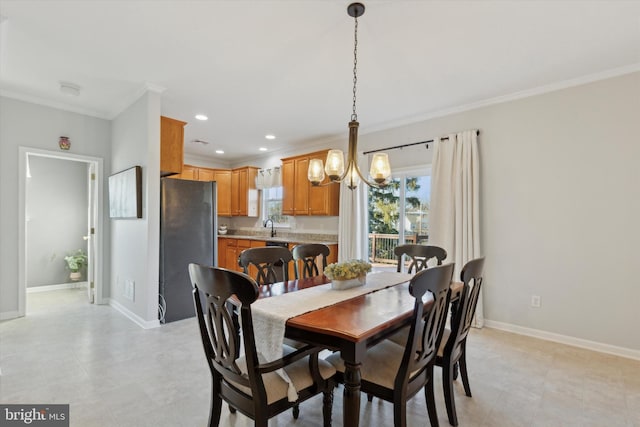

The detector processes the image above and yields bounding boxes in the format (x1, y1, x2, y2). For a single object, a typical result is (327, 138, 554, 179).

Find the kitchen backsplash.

(221, 215, 339, 237)
(223, 226, 338, 243)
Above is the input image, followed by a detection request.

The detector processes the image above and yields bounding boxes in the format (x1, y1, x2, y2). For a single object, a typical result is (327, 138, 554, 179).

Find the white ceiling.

(1, 1, 639, 163)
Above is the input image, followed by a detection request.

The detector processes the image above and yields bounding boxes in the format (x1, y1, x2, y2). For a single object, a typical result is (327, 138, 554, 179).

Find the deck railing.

(368, 233, 418, 264)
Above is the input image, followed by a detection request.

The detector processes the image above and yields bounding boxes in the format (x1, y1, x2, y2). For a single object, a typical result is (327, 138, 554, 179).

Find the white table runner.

(250, 271, 413, 401)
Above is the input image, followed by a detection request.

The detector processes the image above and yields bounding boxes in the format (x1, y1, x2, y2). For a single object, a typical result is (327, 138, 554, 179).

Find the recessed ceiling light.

(215, 150, 224, 154)
(259, 147, 268, 152)
(265, 134, 276, 140)
(195, 114, 208, 121)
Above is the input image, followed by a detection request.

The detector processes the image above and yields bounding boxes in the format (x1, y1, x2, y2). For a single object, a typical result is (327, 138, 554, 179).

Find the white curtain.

(255, 167, 282, 190)
(430, 130, 483, 327)
(338, 180, 368, 262)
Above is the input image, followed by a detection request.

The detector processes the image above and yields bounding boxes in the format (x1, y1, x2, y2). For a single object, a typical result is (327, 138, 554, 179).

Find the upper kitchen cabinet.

(174, 164, 197, 180)
(160, 116, 186, 176)
(282, 156, 308, 215)
(231, 166, 259, 217)
(172, 164, 210, 181)
(282, 150, 339, 216)
(171, 166, 232, 216)
(212, 169, 232, 217)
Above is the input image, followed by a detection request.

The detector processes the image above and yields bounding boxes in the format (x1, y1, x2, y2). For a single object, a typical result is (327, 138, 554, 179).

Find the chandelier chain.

(351, 16, 359, 122)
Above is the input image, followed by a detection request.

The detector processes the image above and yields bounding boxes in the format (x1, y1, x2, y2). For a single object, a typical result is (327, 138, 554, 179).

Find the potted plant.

(324, 259, 372, 290)
(64, 249, 88, 281)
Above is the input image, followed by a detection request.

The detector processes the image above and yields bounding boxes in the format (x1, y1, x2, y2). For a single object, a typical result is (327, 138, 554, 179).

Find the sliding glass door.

(368, 169, 431, 268)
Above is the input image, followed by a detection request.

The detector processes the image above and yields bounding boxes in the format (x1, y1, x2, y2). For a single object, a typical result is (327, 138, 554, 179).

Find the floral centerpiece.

(324, 259, 372, 290)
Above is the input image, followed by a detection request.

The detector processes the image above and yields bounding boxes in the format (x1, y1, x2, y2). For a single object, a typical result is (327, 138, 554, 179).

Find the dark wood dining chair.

(394, 244, 447, 273)
(435, 257, 485, 426)
(188, 264, 336, 427)
(327, 263, 455, 427)
(238, 246, 293, 285)
(291, 243, 330, 279)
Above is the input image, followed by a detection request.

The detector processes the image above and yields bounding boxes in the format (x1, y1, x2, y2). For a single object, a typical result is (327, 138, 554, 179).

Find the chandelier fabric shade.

(307, 2, 392, 190)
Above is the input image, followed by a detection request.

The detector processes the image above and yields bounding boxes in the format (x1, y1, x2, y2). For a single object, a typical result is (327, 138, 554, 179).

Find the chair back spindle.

(394, 244, 447, 273)
(238, 246, 293, 285)
(446, 257, 485, 362)
(396, 263, 454, 390)
(292, 243, 331, 279)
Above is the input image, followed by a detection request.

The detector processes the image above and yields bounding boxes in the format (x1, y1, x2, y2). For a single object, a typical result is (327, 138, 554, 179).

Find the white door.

(86, 162, 97, 303)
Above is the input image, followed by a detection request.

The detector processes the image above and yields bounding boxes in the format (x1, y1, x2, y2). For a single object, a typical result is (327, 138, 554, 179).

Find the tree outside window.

(368, 174, 430, 263)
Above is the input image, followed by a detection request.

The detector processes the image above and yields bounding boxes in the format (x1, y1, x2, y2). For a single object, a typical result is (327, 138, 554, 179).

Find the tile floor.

(1, 288, 638, 427)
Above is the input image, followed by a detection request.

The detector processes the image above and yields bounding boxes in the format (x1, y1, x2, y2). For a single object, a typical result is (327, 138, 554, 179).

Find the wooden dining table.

(257, 273, 463, 427)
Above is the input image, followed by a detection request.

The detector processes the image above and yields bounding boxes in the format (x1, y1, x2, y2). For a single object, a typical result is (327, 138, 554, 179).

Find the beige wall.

(203, 72, 640, 352)
(110, 91, 162, 324)
(232, 72, 640, 352)
(2, 72, 637, 352)
(0, 97, 111, 317)
(358, 72, 640, 351)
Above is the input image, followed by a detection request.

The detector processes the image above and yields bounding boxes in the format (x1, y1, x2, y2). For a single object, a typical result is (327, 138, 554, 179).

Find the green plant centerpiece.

(324, 259, 372, 290)
(64, 249, 88, 281)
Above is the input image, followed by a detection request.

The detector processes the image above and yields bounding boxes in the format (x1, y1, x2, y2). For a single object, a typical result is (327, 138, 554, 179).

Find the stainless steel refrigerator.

(159, 178, 217, 323)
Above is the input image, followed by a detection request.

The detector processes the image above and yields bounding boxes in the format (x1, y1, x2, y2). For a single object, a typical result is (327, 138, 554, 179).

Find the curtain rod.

(363, 130, 480, 155)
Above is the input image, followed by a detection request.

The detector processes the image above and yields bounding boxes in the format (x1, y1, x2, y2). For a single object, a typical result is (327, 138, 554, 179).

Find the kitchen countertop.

(218, 234, 338, 245)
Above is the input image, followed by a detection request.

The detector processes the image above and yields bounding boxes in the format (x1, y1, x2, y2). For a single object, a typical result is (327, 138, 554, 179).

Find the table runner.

(251, 271, 413, 401)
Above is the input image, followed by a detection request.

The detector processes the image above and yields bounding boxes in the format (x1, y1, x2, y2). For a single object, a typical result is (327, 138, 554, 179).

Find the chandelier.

(307, 2, 391, 190)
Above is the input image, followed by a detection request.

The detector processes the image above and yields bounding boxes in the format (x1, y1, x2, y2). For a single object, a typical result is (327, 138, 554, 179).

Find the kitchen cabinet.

(173, 165, 211, 181)
(220, 238, 338, 279)
(281, 150, 339, 216)
(212, 170, 232, 217)
(175, 164, 197, 180)
(220, 238, 250, 272)
(231, 166, 259, 217)
(281, 159, 295, 215)
(172, 166, 232, 216)
(281, 157, 308, 215)
(198, 168, 215, 181)
(174, 165, 256, 217)
(217, 237, 228, 267)
(225, 244, 238, 272)
(160, 116, 186, 176)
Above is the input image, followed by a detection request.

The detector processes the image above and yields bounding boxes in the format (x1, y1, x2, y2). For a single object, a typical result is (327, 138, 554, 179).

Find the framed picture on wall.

(108, 166, 142, 219)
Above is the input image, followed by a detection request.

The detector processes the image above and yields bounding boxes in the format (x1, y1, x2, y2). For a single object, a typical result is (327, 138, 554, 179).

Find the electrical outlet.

(124, 279, 135, 301)
(531, 295, 541, 308)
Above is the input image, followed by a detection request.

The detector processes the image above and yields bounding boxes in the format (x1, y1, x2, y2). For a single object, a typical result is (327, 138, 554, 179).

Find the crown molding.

(363, 63, 640, 135)
(0, 88, 111, 119)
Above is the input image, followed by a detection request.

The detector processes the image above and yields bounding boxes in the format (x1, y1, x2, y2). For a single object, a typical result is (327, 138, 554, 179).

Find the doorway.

(18, 147, 103, 316)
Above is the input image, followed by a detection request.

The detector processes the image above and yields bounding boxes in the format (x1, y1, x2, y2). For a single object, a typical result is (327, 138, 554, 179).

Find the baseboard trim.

(27, 282, 88, 293)
(484, 320, 640, 361)
(0, 311, 20, 321)
(107, 298, 160, 329)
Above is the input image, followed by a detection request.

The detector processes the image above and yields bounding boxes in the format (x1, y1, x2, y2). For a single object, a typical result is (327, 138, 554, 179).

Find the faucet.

(264, 218, 276, 238)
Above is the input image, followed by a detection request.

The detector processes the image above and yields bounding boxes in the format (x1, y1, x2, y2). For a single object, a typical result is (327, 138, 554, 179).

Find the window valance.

(255, 167, 282, 190)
